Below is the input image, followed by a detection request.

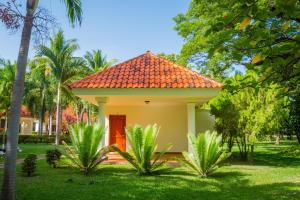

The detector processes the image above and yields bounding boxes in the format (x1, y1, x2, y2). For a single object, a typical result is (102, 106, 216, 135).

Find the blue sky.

(0, 0, 190, 62)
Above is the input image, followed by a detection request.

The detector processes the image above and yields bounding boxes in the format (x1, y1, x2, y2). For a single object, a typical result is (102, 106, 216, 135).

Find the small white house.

(71, 51, 222, 152)
(0, 106, 40, 135)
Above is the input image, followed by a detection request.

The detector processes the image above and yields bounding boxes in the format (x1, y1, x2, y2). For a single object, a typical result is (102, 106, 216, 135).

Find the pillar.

(187, 103, 196, 153)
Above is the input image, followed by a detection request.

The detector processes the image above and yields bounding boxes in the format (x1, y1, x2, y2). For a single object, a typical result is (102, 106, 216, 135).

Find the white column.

(96, 98, 107, 147)
(187, 103, 196, 153)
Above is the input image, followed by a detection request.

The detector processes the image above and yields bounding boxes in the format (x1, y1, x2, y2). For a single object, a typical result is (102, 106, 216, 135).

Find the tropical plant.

(63, 123, 110, 175)
(0, 60, 16, 115)
(84, 49, 117, 73)
(1, 0, 82, 198)
(179, 131, 230, 177)
(37, 30, 85, 144)
(111, 124, 172, 175)
(21, 154, 37, 177)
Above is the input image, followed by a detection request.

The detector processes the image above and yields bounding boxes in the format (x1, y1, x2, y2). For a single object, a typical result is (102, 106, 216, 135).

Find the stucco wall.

(20, 118, 33, 135)
(195, 109, 215, 134)
(105, 104, 188, 152)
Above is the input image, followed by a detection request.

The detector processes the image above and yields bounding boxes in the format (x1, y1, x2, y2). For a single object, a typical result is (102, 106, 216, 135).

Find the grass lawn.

(0, 142, 300, 200)
(0, 144, 61, 164)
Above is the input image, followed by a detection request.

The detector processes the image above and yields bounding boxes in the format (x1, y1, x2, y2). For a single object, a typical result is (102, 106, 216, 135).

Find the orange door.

(109, 115, 126, 151)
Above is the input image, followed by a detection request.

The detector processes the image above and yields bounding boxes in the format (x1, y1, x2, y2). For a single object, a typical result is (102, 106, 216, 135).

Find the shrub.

(46, 149, 62, 168)
(63, 123, 110, 175)
(111, 124, 172, 175)
(22, 154, 37, 176)
(179, 131, 230, 177)
(280, 146, 300, 157)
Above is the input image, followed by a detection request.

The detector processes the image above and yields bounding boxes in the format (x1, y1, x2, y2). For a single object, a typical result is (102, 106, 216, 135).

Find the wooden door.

(109, 115, 126, 151)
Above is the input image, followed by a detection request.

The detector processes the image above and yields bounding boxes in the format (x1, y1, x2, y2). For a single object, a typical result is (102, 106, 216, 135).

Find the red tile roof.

(71, 51, 222, 89)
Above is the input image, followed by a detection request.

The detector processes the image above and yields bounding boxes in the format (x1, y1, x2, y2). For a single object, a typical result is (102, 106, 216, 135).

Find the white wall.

(195, 108, 215, 134)
(105, 104, 188, 152)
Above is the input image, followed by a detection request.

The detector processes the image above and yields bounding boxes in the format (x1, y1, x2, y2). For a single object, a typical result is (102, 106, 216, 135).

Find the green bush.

(280, 146, 300, 157)
(111, 124, 172, 175)
(46, 149, 62, 168)
(16, 135, 70, 144)
(63, 123, 110, 175)
(179, 131, 231, 177)
(22, 154, 37, 177)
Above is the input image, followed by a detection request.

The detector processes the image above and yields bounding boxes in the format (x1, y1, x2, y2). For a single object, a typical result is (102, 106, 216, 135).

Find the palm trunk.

(1, 1, 36, 199)
(48, 111, 53, 135)
(38, 84, 46, 135)
(55, 82, 61, 145)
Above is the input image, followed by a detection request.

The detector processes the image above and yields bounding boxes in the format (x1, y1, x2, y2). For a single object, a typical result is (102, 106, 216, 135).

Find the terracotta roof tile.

(71, 51, 222, 89)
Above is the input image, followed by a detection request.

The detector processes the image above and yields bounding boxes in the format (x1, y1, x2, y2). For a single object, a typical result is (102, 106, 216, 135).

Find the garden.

(1, 0, 300, 200)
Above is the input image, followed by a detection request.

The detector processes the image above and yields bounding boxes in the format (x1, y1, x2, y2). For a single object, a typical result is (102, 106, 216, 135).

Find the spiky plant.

(180, 131, 230, 177)
(111, 124, 172, 175)
(63, 123, 110, 175)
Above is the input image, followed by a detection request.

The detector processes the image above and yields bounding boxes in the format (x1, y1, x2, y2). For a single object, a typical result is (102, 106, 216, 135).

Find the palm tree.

(84, 49, 117, 73)
(24, 59, 55, 135)
(2, 1, 82, 199)
(0, 61, 16, 131)
(81, 50, 117, 123)
(37, 30, 85, 144)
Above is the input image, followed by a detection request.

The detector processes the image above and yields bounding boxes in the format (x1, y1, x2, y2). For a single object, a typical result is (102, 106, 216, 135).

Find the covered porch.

(73, 88, 218, 153)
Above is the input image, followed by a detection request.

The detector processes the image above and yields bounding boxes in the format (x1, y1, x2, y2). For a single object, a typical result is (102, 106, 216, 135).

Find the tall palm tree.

(82, 50, 117, 123)
(24, 59, 55, 135)
(2, 1, 82, 199)
(37, 30, 85, 144)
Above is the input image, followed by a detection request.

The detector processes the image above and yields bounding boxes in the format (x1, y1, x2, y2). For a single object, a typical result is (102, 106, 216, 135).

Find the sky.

(0, 0, 190, 62)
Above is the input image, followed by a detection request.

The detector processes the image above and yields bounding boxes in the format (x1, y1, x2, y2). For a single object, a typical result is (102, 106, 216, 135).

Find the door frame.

(109, 115, 126, 149)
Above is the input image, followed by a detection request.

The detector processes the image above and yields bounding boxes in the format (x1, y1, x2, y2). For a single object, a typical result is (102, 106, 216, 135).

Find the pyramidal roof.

(71, 51, 222, 89)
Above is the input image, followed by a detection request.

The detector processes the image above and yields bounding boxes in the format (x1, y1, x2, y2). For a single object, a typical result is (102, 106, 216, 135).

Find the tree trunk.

(55, 82, 61, 145)
(38, 85, 45, 135)
(48, 111, 53, 136)
(275, 134, 280, 145)
(1, 1, 36, 199)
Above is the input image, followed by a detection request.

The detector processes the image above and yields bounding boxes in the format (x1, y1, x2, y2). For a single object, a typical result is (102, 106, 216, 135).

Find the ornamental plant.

(179, 131, 230, 177)
(22, 154, 37, 177)
(111, 124, 172, 175)
(63, 123, 110, 175)
(46, 149, 62, 168)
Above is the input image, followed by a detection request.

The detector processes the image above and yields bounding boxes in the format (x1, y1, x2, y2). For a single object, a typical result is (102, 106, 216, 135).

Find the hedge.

(0, 134, 70, 144)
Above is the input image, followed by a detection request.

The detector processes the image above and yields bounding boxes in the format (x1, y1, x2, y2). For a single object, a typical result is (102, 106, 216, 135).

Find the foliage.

(280, 146, 300, 157)
(21, 154, 37, 177)
(84, 49, 117, 73)
(158, 52, 180, 63)
(210, 73, 289, 160)
(111, 124, 172, 175)
(179, 131, 230, 177)
(36, 30, 86, 143)
(174, 0, 300, 92)
(5, 143, 300, 200)
(46, 149, 62, 168)
(63, 123, 110, 175)
(13, 134, 70, 144)
(0, 60, 15, 113)
(284, 91, 300, 143)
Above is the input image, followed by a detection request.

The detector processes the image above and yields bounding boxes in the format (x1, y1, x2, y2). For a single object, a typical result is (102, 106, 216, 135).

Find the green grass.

(0, 144, 60, 163)
(1, 142, 300, 200)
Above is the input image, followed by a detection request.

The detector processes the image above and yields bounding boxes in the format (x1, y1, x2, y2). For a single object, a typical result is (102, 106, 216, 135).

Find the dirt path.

(0, 155, 45, 169)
